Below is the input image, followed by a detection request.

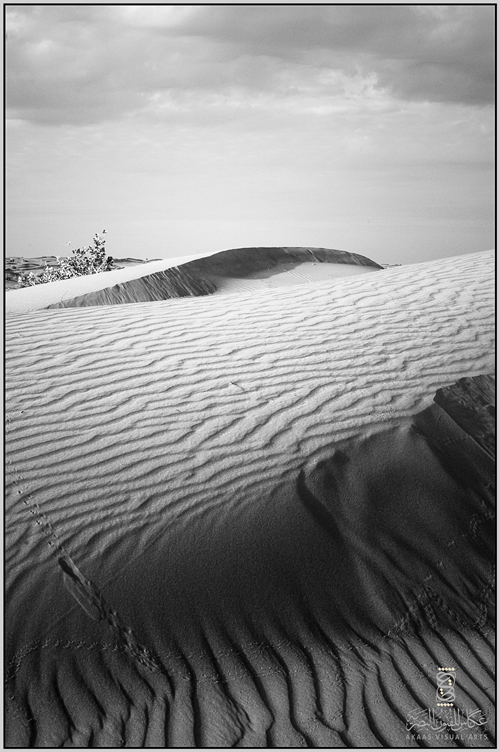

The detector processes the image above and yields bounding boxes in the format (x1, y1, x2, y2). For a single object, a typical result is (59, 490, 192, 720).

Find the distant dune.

(4, 255, 162, 291)
(5, 249, 495, 747)
(6, 247, 381, 313)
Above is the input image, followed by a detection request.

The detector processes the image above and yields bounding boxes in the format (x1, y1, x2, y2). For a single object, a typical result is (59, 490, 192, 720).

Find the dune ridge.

(5, 250, 495, 746)
(180, 246, 382, 276)
(7, 246, 381, 313)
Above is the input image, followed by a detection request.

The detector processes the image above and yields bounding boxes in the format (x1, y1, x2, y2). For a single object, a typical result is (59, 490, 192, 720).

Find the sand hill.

(6, 247, 381, 314)
(5, 249, 495, 747)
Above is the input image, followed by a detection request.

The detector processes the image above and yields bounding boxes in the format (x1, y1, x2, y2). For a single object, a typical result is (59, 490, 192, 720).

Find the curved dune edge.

(7, 246, 381, 313)
(45, 265, 219, 308)
(5, 251, 495, 746)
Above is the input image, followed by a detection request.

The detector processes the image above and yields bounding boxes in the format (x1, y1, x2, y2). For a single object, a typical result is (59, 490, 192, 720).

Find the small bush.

(17, 231, 114, 287)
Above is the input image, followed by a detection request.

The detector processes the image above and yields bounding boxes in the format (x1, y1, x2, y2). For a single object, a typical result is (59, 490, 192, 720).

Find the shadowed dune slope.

(47, 265, 218, 308)
(5, 251, 495, 747)
(180, 246, 382, 276)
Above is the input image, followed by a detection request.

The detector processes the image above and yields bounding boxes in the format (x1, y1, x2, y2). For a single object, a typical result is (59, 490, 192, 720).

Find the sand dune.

(6, 247, 380, 314)
(5, 250, 495, 747)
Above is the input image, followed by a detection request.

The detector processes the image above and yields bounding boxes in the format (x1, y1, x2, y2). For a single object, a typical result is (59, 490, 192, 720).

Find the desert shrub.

(17, 231, 114, 287)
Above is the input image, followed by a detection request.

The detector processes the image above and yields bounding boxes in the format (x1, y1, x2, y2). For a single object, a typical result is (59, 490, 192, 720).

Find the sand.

(5, 249, 495, 747)
(5, 256, 196, 312)
(5, 247, 381, 314)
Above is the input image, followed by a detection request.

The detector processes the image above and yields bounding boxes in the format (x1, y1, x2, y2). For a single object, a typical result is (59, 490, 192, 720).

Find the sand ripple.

(5, 250, 495, 746)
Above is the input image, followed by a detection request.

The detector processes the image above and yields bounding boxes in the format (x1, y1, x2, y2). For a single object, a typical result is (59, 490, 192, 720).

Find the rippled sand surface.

(5, 250, 495, 747)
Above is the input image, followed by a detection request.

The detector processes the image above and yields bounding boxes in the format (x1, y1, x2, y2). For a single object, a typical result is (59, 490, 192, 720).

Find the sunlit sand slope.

(5, 250, 495, 747)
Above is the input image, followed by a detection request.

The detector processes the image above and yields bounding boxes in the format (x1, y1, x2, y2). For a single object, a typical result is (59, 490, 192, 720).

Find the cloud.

(181, 5, 494, 104)
(5, 5, 495, 126)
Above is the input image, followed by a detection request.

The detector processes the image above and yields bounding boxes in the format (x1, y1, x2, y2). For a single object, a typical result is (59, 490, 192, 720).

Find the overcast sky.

(6, 4, 495, 264)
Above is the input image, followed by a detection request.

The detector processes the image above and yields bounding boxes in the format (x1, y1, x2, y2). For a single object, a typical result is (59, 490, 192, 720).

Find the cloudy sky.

(6, 4, 495, 264)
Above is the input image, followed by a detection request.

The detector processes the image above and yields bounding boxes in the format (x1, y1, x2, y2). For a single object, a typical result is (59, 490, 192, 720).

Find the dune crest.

(7, 246, 381, 313)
